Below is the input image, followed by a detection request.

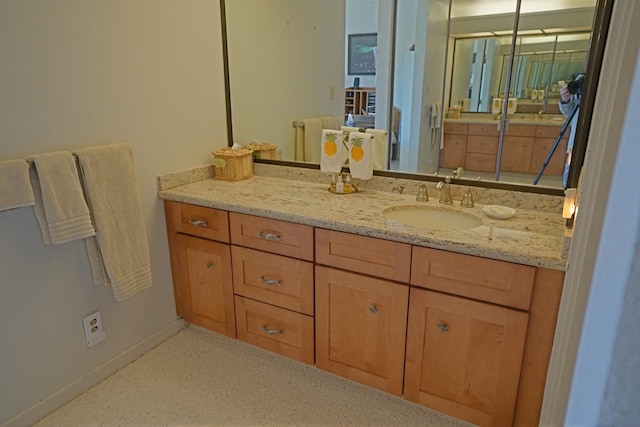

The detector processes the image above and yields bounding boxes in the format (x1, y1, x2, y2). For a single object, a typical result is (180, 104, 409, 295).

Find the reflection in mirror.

(442, 0, 596, 187)
(223, 0, 601, 194)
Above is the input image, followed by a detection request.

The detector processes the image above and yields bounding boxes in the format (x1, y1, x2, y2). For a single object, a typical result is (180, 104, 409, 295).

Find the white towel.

(347, 131, 374, 180)
(0, 159, 35, 212)
(25, 152, 95, 244)
(366, 128, 389, 170)
(320, 116, 342, 131)
(302, 118, 324, 163)
(74, 144, 152, 301)
(320, 129, 344, 174)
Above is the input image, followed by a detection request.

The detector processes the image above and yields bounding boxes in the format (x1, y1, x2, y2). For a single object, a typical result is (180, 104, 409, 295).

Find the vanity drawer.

(164, 200, 229, 243)
(229, 213, 314, 261)
(410, 247, 535, 310)
(231, 246, 314, 315)
(535, 125, 568, 139)
(234, 295, 314, 364)
(464, 153, 496, 172)
(468, 123, 499, 136)
(443, 123, 468, 135)
(315, 229, 411, 282)
(505, 124, 536, 137)
(466, 136, 498, 154)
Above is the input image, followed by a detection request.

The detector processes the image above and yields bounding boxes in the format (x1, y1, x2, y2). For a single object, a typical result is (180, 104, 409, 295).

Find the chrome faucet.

(436, 176, 453, 204)
(416, 183, 428, 202)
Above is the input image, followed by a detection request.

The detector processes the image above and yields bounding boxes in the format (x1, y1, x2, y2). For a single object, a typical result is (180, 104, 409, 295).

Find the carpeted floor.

(35, 325, 475, 426)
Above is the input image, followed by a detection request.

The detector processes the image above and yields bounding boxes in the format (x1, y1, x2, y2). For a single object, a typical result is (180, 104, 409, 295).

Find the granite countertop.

(445, 115, 566, 126)
(158, 174, 567, 271)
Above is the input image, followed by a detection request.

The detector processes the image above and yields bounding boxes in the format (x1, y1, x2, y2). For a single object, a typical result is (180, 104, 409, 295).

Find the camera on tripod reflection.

(567, 73, 585, 95)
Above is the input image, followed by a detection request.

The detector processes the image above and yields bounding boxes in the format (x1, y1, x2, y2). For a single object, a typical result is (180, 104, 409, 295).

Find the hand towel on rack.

(25, 152, 95, 244)
(302, 118, 323, 163)
(365, 128, 389, 170)
(347, 131, 373, 180)
(320, 129, 344, 174)
(320, 116, 342, 131)
(74, 143, 152, 301)
(0, 159, 35, 212)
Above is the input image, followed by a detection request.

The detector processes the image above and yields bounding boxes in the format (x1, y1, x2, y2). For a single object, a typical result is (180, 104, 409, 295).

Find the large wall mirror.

(223, 0, 605, 194)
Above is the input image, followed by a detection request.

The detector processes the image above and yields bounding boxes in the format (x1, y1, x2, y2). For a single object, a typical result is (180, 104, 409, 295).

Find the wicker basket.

(212, 148, 253, 181)
(244, 142, 278, 159)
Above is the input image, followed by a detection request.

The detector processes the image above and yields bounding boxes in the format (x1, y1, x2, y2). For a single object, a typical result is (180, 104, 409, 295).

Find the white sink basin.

(382, 205, 482, 230)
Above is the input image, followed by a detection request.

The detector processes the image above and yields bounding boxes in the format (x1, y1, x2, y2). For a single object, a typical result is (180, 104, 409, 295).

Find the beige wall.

(0, 0, 227, 423)
(226, 0, 345, 160)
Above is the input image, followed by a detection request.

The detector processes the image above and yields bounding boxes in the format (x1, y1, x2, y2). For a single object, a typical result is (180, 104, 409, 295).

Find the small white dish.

(482, 205, 516, 220)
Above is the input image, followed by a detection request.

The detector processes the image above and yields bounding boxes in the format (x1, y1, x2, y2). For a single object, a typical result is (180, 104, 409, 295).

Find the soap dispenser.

(335, 175, 344, 193)
(344, 174, 353, 193)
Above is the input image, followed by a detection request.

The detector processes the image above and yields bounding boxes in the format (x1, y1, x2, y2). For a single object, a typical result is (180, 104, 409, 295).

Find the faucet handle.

(460, 189, 474, 208)
(416, 183, 428, 202)
(452, 167, 464, 179)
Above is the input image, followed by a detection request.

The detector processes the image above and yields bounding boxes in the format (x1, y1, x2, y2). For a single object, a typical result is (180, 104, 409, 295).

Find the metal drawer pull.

(437, 323, 449, 333)
(260, 276, 282, 286)
(369, 304, 378, 314)
(261, 325, 283, 335)
(258, 231, 281, 241)
(188, 219, 208, 228)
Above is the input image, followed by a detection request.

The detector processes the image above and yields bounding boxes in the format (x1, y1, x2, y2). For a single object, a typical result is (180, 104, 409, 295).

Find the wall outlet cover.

(82, 311, 106, 347)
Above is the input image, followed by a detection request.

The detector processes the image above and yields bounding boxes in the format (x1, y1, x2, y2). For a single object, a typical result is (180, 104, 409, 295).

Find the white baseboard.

(2, 318, 186, 427)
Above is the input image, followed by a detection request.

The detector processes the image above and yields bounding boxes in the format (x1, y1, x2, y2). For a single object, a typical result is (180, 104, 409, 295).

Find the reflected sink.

(382, 205, 482, 231)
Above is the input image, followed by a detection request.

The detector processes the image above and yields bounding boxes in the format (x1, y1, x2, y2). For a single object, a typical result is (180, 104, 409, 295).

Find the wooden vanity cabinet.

(441, 121, 567, 176)
(405, 288, 529, 426)
(529, 125, 569, 176)
(406, 246, 563, 427)
(164, 201, 565, 426)
(441, 123, 468, 169)
(230, 213, 315, 364)
(164, 200, 236, 337)
(315, 229, 411, 395)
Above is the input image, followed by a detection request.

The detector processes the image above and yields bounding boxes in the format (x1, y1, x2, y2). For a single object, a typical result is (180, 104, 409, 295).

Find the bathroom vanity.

(159, 165, 567, 427)
(441, 116, 569, 176)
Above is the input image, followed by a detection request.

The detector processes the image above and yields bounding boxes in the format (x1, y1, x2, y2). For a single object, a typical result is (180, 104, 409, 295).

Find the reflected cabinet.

(442, 0, 595, 180)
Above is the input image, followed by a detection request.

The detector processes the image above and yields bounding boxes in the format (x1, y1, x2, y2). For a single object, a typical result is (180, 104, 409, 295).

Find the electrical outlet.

(82, 311, 106, 347)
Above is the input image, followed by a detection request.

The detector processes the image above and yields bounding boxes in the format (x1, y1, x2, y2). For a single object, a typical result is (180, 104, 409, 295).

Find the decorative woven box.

(244, 142, 278, 159)
(447, 106, 462, 119)
(212, 148, 253, 181)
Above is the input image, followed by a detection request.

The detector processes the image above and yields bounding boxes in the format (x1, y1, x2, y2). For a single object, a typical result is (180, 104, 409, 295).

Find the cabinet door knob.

(258, 231, 281, 241)
(436, 323, 449, 333)
(260, 276, 282, 287)
(206, 262, 213, 269)
(189, 219, 208, 228)
(261, 325, 283, 335)
(369, 304, 378, 314)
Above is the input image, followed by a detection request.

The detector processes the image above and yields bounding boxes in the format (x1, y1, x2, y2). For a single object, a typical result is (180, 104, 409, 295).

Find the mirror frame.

(219, 0, 612, 197)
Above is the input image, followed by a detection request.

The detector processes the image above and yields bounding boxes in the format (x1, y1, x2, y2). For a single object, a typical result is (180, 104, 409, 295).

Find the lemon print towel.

(320, 129, 344, 174)
(348, 131, 373, 180)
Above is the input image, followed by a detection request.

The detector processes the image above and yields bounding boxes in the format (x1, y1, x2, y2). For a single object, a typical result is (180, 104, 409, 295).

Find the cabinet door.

(501, 136, 534, 173)
(529, 137, 568, 176)
(174, 234, 236, 337)
(440, 134, 468, 169)
(404, 288, 528, 427)
(315, 266, 409, 396)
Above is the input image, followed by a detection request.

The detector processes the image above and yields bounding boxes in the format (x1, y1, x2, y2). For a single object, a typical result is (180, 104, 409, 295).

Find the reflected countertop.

(445, 113, 566, 126)
(158, 173, 567, 271)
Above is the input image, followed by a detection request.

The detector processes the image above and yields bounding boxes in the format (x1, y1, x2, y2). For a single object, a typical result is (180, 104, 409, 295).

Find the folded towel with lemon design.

(348, 131, 373, 180)
(320, 129, 344, 174)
